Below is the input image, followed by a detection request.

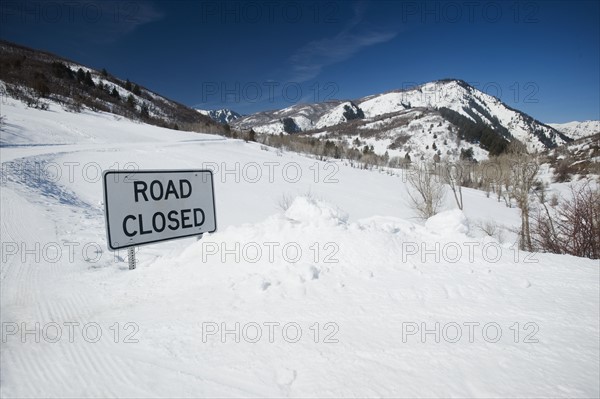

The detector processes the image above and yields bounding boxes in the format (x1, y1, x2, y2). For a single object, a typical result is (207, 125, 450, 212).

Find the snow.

(424, 209, 469, 235)
(1, 95, 599, 397)
(234, 80, 567, 158)
(358, 81, 566, 153)
(315, 102, 358, 129)
(196, 108, 241, 124)
(344, 112, 488, 162)
(549, 120, 600, 140)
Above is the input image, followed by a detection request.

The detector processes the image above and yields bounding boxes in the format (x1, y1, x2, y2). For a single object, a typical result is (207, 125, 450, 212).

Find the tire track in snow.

(1, 152, 120, 395)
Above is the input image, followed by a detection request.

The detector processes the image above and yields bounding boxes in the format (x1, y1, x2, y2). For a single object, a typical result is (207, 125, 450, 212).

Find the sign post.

(128, 247, 136, 270)
(102, 169, 217, 265)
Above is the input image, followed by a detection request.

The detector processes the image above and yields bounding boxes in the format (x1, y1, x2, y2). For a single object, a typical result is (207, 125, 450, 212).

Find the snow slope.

(1, 96, 599, 398)
(357, 80, 568, 152)
(549, 120, 600, 140)
(196, 108, 242, 124)
(232, 80, 569, 155)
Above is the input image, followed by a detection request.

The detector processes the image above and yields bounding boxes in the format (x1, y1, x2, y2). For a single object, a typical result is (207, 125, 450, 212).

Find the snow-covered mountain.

(233, 79, 571, 159)
(233, 102, 342, 132)
(196, 108, 242, 124)
(549, 120, 600, 140)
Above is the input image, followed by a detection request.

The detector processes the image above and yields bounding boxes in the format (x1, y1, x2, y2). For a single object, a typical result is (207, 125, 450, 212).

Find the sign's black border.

(103, 169, 217, 251)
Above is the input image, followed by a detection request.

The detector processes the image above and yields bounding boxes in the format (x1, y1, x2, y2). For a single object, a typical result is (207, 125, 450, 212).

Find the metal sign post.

(102, 169, 217, 269)
(128, 247, 136, 270)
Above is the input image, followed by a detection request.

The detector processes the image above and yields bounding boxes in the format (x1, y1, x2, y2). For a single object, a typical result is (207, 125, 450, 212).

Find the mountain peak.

(231, 78, 569, 161)
(196, 108, 242, 124)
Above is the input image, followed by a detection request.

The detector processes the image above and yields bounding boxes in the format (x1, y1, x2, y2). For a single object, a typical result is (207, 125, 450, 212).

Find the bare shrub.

(476, 219, 498, 237)
(553, 158, 574, 182)
(406, 163, 446, 219)
(533, 182, 600, 259)
(277, 193, 293, 211)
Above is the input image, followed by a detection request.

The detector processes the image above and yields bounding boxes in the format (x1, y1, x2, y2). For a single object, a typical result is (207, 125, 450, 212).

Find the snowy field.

(1, 97, 599, 397)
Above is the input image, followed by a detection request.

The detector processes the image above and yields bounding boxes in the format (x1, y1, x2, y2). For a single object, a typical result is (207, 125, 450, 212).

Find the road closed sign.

(103, 170, 216, 250)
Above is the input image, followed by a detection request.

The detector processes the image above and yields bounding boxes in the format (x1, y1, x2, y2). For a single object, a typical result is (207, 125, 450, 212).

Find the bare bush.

(406, 163, 446, 219)
(476, 219, 498, 237)
(553, 159, 573, 182)
(473, 219, 506, 243)
(277, 193, 293, 211)
(533, 182, 600, 259)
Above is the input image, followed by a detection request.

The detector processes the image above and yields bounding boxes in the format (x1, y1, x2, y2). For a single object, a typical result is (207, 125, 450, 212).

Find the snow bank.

(425, 209, 470, 236)
(284, 196, 349, 227)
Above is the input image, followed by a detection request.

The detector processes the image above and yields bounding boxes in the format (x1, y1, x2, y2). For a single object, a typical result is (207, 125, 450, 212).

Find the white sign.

(103, 169, 216, 250)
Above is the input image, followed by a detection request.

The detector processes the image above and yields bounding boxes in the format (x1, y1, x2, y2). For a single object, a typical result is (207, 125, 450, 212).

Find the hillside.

(0, 40, 225, 135)
(545, 132, 600, 181)
(233, 80, 571, 161)
(549, 120, 600, 140)
(196, 108, 242, 124)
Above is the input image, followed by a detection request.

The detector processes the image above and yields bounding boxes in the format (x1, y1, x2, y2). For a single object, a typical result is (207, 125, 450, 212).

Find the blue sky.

(1, 0, 599, 123)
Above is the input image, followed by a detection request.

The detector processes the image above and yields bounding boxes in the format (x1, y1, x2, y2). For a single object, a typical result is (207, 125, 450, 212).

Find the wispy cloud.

(288, 3, 397, 82)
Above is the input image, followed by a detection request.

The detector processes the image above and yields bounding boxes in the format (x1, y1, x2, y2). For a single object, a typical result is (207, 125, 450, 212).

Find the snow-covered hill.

(549, 120, 600, 140)
(1, 92, 598, 397)
(234, 102, 342, 133)
(0, 40, 223, 134)
(196, 108, 242, 124)
(232, 80, 570, 160)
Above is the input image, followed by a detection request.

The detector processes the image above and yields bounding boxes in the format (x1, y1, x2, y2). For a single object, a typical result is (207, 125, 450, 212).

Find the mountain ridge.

(196, 108, 242, 124)
(0, 40, 226, 135)
(549, 120, 600, 140)
(232, 79, 572, 160)
(0, 40, 579, 163)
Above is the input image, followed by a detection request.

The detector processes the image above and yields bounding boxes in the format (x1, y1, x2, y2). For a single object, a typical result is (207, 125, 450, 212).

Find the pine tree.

(140, 103, 149, 119)
(460, 147, 474, 161)
(33, 73, 50, 97)
(76, 68, 85, 82)
(84, 71, 95, 87)
(51, 62, 74, 80)
(126, 94, 135, 109)
(125, 79, 132, 91)
(282, 117, 299, 133)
